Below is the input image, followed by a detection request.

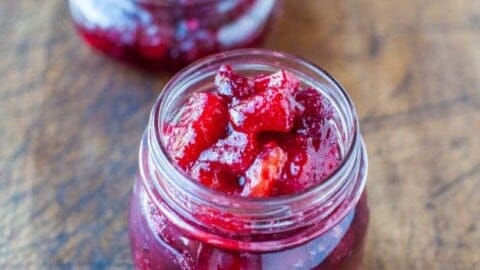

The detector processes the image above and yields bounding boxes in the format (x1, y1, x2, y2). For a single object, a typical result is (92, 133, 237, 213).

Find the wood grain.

(1, 0, 479, 269)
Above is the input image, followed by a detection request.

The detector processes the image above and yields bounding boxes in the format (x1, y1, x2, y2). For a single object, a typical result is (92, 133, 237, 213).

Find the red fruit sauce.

(129, 52, 369, 270)
(68, 0, 277, 71)
(164, 65, 342, 198)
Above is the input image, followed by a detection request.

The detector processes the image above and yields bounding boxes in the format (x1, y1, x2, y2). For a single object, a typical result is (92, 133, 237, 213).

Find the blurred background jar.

(68, 0, 278, 71)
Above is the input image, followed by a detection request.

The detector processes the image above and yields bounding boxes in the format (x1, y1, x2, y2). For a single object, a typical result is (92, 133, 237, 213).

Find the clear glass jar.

(68, 0, 277, 71)
(129, 49, 369, 269)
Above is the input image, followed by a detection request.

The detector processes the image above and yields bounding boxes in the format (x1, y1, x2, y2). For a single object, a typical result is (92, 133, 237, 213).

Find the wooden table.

(1, 0, 479, 269)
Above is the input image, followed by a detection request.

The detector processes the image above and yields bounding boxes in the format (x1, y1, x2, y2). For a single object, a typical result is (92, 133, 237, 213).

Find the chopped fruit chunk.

(278, 133, 341, 195)
(229, 85, 301, 134)
(165, 92, 228, 168)
(190, 161, 240, 194)
(195, 131, 258, 174)
(190, 162, 240, 194)
(254, 70, 300, 93)
(215, 65, 254, 98)
(295, 87, 334, 138)
(242, 142, 287, 198)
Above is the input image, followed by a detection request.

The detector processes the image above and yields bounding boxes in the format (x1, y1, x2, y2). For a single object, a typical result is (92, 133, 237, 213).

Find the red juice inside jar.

(129, 49, 369, 269)
(68, 0, 277, 71)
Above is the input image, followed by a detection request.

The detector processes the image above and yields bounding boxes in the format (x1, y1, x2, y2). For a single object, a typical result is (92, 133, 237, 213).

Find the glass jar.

(68, 0, 277, 71)
(129, 49, 369, 270)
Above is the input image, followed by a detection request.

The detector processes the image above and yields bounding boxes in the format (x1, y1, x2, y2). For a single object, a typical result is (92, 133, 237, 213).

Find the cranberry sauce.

(164, 65, 343, 197)
(68, 0, 276, 71)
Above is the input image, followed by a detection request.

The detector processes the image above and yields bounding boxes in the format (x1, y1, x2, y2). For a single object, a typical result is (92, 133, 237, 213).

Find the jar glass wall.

(129, 49, 369, 269)
(68, 0, 277, 71)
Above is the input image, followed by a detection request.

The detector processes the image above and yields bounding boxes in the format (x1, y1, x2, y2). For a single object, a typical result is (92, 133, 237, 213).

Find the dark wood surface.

(1, 0, 479, 269)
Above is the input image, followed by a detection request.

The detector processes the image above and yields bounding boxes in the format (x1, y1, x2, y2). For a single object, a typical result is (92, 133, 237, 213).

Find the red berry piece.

(295, 87, 335, 138)
(195, 130, 258, 175)
(270, 134, 341, 195)
(241, 142, 288, 198)
(270, 135, 312, 194)
(254, 70, 300, 93)
(189, 161, 240, 194)
(215, 65, 254, 98)
(229, 82, 301, 134)
(165, 92, 228, 169)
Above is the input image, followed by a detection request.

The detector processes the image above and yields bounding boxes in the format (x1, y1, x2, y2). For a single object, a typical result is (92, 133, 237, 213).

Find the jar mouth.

(151, 48, 360, 206)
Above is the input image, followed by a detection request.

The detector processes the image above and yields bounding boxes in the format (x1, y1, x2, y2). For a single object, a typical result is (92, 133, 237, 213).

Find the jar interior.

(159, 60, 356, 164)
